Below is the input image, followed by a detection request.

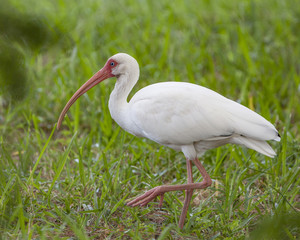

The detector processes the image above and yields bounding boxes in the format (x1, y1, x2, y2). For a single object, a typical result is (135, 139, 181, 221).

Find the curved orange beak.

(57, 65, 113, 129)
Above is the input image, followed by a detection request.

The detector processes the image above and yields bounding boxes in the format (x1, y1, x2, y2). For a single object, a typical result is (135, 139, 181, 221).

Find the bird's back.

(128, 82, 280, 156)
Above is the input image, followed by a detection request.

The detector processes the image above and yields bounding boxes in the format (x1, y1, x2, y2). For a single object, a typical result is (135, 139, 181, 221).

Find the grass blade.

(47, 131, 77, 199)
(27, 123, 57, 184)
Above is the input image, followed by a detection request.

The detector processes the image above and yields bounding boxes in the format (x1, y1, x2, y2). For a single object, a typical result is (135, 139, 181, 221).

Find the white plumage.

(57, 53, 280, 229)
(128, 82, 279, 157)
(106, 54, 280, 159)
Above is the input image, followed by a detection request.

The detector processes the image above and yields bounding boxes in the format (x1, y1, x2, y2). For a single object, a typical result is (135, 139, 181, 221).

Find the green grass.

(1, 0, 299, 239)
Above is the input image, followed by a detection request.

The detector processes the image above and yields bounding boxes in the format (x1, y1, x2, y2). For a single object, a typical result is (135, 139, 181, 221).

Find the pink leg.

(158, 194, 164, 208)
(127, 158, 212, 229)
(178, 158, 194, 229)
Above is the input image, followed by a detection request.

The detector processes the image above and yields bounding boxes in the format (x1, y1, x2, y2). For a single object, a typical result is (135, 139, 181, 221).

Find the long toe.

(127, 188, 157, 206)
(127, 186, 166, 207)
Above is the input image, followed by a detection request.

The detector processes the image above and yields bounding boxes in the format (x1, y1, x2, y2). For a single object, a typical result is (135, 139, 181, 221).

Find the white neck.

(108, 68, 139, 134)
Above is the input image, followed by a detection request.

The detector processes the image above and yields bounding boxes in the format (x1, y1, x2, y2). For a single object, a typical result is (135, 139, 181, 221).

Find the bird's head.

(56, 53, 139, 129)
(109, 53, 139, 77)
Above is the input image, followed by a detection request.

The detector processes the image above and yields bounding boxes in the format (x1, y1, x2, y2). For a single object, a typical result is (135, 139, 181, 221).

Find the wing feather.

(129, 82, 279, 146)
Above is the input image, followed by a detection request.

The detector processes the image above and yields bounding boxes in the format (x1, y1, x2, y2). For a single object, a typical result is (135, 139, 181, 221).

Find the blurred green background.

(0, 0, 299, 239)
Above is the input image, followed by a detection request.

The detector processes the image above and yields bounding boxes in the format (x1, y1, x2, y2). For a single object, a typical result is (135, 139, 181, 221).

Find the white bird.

(57, 53, 280, 229)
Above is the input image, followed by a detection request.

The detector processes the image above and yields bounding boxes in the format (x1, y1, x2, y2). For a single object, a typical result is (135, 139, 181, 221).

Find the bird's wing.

(129, 82, 279, 146)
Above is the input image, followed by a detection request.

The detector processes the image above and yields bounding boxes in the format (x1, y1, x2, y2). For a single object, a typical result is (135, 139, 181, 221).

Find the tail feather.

(231, 136, 277, 158)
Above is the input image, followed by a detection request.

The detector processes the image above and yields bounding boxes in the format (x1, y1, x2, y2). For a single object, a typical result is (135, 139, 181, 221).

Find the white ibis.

(57, 53, 280, 229)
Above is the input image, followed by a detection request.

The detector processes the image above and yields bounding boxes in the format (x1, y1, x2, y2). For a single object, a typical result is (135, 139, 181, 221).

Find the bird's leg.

(191, 158, 212, 185)
(178, 158, 194, 229)
(127, 158, 212, 228)
(158, 194, 164, 208)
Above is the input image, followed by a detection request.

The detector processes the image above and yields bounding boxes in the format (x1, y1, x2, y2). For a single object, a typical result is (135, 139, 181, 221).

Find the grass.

(0, 0, 299, 239)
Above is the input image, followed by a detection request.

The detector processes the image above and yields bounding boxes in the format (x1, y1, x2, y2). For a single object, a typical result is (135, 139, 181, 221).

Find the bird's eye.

(110, 61, 115, 66)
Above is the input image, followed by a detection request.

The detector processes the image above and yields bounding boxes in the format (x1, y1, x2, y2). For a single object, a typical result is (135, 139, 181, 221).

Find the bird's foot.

(127, 186, 165, 207)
